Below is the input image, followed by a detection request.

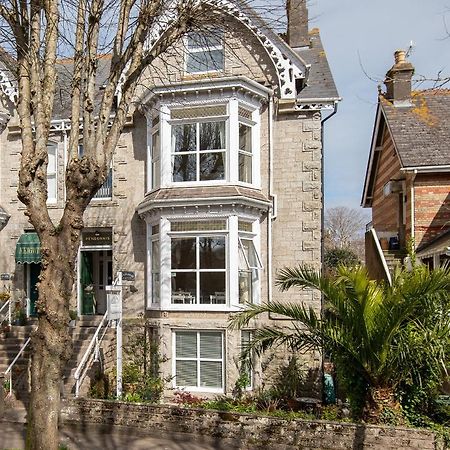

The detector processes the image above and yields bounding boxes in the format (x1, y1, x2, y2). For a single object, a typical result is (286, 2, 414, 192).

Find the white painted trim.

(370, 228, 392, 286)
(229, 99, 239, 183)
(160, 217, 171, 310)
(172, 330, 225, 393)
(400, 165, 450, 173)
(146, 222, 152, 309)
(229, 216, 239, 308)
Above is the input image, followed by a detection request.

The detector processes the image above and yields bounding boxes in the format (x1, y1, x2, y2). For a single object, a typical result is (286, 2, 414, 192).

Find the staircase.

(382, 250, 406, 276)
(0, 325, 34, 407)
(0, 317, 116, 405)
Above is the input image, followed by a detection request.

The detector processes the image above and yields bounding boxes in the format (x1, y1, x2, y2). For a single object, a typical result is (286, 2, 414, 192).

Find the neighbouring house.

(0, 0, 339, 397)
(362, 50, 450, 281)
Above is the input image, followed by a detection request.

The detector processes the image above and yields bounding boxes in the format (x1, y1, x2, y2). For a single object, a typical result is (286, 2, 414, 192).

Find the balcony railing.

(93, 169, 112, 199)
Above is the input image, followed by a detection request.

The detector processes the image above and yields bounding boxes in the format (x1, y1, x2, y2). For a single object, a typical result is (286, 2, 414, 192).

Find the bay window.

(147, 216, 263, 310)
(174, 331, 224, 391)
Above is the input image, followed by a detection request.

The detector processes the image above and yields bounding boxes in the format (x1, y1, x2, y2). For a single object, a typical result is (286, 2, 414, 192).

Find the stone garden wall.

(61, 398, 442, 450)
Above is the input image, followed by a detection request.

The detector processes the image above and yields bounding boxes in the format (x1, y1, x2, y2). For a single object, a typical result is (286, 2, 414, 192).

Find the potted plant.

(69, 309, 78, 327)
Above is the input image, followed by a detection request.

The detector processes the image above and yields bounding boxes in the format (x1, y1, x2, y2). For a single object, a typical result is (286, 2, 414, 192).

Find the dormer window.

(186, 32, 224, 74)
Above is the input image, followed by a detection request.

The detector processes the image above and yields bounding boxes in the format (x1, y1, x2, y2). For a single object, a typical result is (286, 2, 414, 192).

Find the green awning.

(15, 232, 41, 264)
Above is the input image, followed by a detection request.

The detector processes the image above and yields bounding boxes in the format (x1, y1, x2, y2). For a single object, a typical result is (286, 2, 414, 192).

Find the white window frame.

(152, 98, 261, 190)
(46, 141, 58, 204)
(170, 116, 228, 184)
(147, 215, 263, 311)
(169, 226, 228, 306)
(172, 330, 225, 393)
(185, 31, 224, 75)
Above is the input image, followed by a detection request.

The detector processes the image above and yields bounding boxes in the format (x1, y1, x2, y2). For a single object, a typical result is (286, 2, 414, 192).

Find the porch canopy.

(15, 232, 41, 264)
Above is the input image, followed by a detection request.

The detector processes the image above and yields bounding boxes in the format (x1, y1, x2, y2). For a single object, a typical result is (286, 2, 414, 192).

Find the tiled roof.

(295, 29, 339, 102)
(381, 89, 450, 167)
(142, 185, 269, 203)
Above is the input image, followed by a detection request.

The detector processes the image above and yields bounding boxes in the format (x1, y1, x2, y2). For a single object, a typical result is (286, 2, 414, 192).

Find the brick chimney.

(287, 0, 309, 48)
(384, 50, 414, 106)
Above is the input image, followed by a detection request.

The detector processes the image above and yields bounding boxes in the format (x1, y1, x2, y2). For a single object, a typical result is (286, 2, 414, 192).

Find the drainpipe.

(410, 170, 417, 244)
(268, 93, 274, 308)
(320, 102, 338, 271)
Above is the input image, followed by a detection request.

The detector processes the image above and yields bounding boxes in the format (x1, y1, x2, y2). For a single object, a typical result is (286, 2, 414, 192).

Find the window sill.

(147, 304, 247, 313)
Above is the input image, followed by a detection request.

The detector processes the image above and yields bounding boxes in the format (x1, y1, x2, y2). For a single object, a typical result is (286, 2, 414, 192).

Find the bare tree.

(0, 0, 237, 447)
(324, 206, 369, 250)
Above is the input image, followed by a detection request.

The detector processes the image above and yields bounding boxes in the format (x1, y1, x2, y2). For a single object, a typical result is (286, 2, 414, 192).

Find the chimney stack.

(287, 0, 309, 48)
(384, 50, 414, 107)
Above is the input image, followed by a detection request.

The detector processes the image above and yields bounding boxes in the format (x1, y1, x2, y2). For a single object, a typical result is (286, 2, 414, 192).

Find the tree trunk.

(25, 234, 77, 450)
(363, 386, 403, 424)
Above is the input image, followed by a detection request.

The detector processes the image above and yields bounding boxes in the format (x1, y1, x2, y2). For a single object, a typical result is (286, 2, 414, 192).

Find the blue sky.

(306, 0, 450, 210)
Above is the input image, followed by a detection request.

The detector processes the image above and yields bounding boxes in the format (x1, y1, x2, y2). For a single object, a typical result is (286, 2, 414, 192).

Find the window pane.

(171, 238, 196, 269)
(172, 124, 196, 153)
(200, 272, 226, 304)
(171, 106, 227, 120)
(239, 270, 252, 304)
(200, 332, 222, 359)
(152, 240, 159, 268)
(152, 161, 160, 189)
(200, 361, 222, 388)
(152, 273, 160, 303)
(171, 272, 196, 304)
(200, 122, 225, 150)
(239, 153, 252, 183)
(176, 332, 197, 358)
(47, 175, 56, 201)
(176, 360, 198, 387)
(171, 220, 226, 232)
(187, 32, 222, 49)
(172, 154, 196, 182)
(187, 49, 224, 73)
(200, 152, 225, 181)
(47, 143, 57, 171)
(152, 131, 160, 159)
(199, 237, 225, 269)
(239, 123, 252, 153)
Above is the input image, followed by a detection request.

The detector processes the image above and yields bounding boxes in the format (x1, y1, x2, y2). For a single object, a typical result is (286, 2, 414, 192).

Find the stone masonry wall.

(61, 399, 442, 450)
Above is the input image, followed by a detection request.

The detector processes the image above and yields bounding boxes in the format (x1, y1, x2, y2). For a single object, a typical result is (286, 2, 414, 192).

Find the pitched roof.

(380, 89, 450, 168)
(295, 29, 339, 102)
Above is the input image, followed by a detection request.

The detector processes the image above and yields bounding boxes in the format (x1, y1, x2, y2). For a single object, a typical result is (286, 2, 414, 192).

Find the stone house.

(362, 51, 450, 280)
(0, 0, 339, 396)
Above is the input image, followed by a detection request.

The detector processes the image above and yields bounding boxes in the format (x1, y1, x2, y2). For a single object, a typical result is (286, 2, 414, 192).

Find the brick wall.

(414, 173, 450, 248)
(61, 399, 442, 450)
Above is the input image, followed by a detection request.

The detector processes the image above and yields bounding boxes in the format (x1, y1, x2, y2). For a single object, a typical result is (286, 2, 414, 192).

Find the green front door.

(80, 252, 95, 315)
(29, 264, 40, 317)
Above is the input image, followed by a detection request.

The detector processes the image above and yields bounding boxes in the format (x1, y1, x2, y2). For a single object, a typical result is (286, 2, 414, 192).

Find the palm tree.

(230, 264, 450, 422)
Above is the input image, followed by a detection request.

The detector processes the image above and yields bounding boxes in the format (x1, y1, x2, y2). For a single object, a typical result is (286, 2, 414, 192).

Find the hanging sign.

(106, 285, 122, 321)
(82, 231, 112, 246)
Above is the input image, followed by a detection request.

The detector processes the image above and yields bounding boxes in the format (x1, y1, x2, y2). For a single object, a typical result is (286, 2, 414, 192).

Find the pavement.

(0, 407, 240, 450)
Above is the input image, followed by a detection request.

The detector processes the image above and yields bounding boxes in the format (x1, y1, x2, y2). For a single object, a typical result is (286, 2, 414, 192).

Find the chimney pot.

(394, 50, 406, 64)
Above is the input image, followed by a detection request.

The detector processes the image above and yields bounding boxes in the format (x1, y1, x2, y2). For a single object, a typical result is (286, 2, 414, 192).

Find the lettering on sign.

(121, 271, 135, 282)
(83, 231, 112, 246)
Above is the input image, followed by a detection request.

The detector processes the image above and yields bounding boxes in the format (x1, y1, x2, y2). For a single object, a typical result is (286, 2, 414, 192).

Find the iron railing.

(4, 336, 31, 397)
(0, 299, 11, 327)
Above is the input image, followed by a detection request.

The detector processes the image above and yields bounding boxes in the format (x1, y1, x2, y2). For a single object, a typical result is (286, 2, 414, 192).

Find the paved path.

(0, 421, 238, 450)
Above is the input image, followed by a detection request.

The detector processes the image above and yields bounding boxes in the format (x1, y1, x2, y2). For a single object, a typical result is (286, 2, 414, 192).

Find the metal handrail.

(73, 310, 109, 397)
(0, 299, 11, 327)
(4, 336, 31, 397)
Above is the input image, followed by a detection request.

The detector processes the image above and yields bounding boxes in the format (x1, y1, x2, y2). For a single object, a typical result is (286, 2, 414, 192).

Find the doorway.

(79, 250, 113, 315)
(26, 263, 41, 317)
